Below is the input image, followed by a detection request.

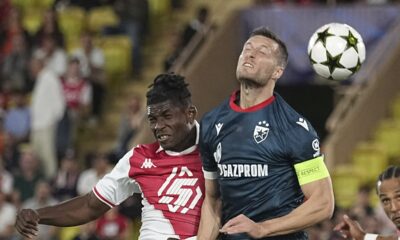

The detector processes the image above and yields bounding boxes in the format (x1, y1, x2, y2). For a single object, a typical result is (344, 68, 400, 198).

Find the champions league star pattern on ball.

(308, 23, 366, 81)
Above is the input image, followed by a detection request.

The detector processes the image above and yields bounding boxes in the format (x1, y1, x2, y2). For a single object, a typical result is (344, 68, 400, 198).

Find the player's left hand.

(220, 214, 264, 238)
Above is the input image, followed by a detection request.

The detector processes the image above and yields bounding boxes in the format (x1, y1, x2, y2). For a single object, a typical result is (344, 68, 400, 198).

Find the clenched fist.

(15, 209, 40, 239)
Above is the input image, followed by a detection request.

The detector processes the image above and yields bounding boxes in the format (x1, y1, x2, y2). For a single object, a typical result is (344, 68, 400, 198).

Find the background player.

(197, 26, 335, 240)
(334, 165, 400, 240)
(15, 73, 204, 240)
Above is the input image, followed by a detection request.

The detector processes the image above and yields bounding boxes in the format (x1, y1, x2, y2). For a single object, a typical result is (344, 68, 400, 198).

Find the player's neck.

(239, 80, 274, 109)
(169, 126, 197, 152)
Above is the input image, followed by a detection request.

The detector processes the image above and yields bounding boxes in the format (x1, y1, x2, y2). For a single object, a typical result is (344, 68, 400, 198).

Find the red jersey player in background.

(15, 73, 205, 240)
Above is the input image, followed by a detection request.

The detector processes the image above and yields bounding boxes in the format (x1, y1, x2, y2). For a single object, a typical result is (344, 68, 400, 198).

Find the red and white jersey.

(61, 77, 91, 110)
(94, 124, 204, 240)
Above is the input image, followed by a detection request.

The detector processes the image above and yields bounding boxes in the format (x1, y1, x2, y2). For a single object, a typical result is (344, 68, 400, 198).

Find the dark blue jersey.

(200, 91, 322, 240)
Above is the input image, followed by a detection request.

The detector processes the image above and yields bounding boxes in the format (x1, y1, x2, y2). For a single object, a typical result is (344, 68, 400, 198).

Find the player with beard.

(197, 27, 334, 240)
(15, 73, 204, 240)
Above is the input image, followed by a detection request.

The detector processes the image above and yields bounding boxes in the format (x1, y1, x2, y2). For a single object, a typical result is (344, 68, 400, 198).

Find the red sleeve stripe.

(93, 187, 116, 208)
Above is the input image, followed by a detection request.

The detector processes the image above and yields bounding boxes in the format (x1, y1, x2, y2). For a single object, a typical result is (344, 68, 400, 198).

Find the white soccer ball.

(308, 23, 366, 81)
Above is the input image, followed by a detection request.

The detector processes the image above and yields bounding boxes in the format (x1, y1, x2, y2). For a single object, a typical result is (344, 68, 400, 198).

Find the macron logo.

(141, 158, 157, 169)
(296, 118, 309, 131)
(215, 123, 223, 136)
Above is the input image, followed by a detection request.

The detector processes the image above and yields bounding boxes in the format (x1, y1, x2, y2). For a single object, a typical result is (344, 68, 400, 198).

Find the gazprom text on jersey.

(218, 164, 268, 177)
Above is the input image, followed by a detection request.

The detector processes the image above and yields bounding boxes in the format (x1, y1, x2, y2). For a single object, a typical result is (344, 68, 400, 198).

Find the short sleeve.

(284, 119, 321, 164)
(93, 149, 138, 208)
(199, 118, 218, 179)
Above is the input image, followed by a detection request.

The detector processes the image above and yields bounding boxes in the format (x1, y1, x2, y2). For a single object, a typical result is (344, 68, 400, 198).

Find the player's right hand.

(333, 214, 365, 240)
(15, 209, 40, 239)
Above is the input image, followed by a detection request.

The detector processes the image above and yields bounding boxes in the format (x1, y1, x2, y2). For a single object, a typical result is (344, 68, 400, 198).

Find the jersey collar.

(156, 120, 199, 156)
(229, 90, 275, 112)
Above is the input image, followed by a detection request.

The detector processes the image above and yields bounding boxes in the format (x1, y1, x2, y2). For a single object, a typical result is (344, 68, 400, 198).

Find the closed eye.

(164, 114, 173, 120)
(258, 50, 267, 55)
(148, 117, 156, 124)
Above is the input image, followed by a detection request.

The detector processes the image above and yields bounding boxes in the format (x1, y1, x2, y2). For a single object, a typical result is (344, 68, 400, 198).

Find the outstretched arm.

(15, 191, 110, 238)
(197, 179, 222, 240)
(220, 177, 335, 238)
(334, 214, 399, 240)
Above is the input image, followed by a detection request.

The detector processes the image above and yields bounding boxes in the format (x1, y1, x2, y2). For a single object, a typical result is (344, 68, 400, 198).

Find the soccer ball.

(308, 23, 366, 81)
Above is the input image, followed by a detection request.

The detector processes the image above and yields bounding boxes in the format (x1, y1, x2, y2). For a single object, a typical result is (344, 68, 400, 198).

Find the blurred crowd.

(1, 0, 398, 239)
(0, 0, 149, 239)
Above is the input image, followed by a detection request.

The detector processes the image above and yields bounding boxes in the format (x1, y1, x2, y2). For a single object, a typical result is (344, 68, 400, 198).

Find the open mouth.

(157, 134, 170, 142)
(392, 216, 400, 223)
(243, 62, 254, 68)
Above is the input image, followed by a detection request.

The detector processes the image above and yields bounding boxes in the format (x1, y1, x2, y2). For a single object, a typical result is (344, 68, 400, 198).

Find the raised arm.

(15, 191, 110, 238)
(220, 176, 334, 238)
(197, 179, 222, 240)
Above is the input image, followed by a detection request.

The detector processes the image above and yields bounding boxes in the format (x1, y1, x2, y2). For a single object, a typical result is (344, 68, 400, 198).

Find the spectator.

(33, 8, 65, 48)
(0, 7, 31, 62)
(1, 34, 31, 91)
(171, 0, 185, 9)
(95, 206, 129, 240)
(112, 0, 149, 77)
(350, 185, 375, 219)
(77, 152, 111, 195)
(164, 6, 209, 71)
(0, 0, 11, 28)
(12, 147, 45, 204)
(23, 181, 59, 240)
(59, 58, 92, 152)
(0, 190, 17, 239)
(180, 6, 209, 51)
(0, 157, 13, 197)
(33, 34, 68, 76)
(71, 31, 105, 122)
(71, 31, 105, 80)
(0, 81, 12, 113)
(3, 90, 30, 171)
(4, 90, 30, 146)
(52, 150, 81, 201)
(113, 95, 144, 158)
(73, 222, 100, 240)
(29, 56, 66, 179)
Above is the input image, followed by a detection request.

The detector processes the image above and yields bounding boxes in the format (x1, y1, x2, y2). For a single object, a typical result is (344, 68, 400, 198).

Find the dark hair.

(146, 73, 192, 108)
(68, 56, 80, 64)
(376, 165, 400, 193)
(250, 26, 288, 68)
(197, 6, 209, 22)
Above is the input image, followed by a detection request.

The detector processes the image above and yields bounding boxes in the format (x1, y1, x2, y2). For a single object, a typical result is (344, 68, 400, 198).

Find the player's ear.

(272, 66, 283, 81)
(187, 105, 197, 123)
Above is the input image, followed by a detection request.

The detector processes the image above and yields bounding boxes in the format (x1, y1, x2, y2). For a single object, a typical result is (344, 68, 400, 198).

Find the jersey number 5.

(158, 167, 203, 214)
